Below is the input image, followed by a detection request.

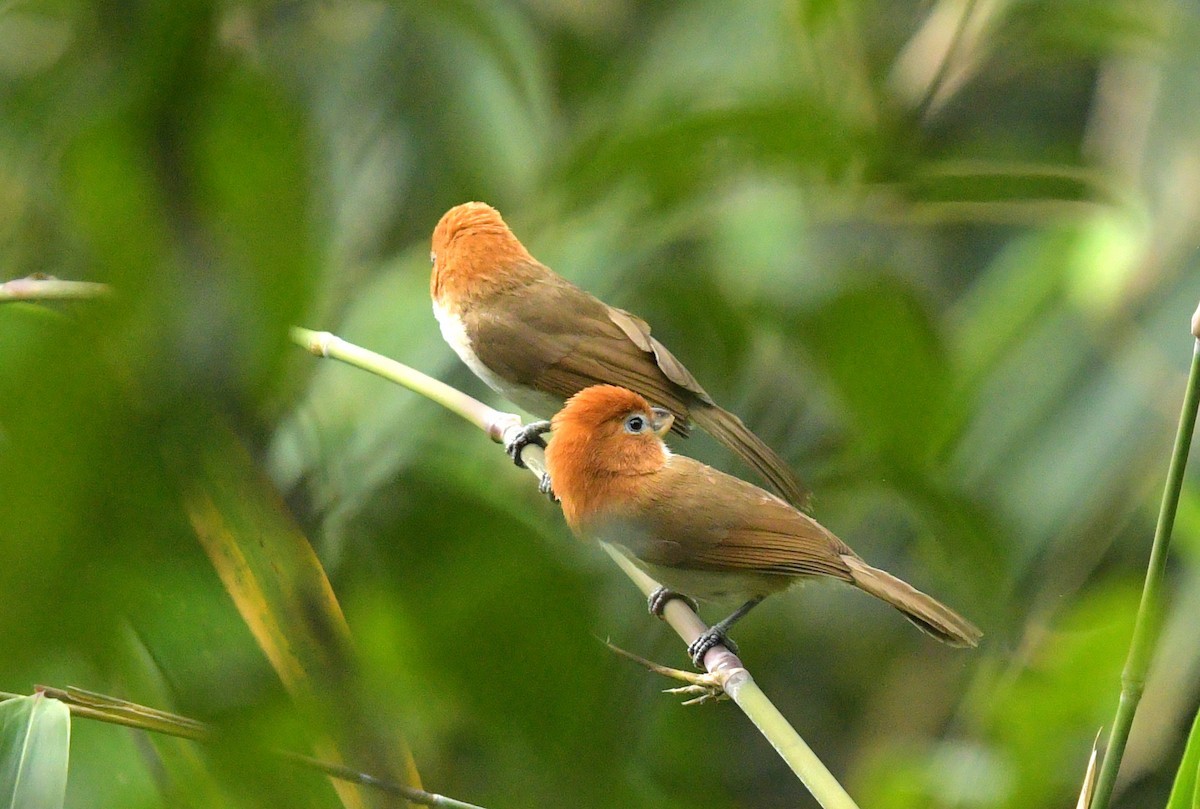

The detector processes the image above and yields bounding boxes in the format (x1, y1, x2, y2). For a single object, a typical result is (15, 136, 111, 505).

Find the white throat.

(432, 300, 563, 418)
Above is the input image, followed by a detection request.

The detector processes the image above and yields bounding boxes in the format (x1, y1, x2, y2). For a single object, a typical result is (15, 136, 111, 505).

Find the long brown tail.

(842, 555, 982, 647)
(691, 403, 811, 509)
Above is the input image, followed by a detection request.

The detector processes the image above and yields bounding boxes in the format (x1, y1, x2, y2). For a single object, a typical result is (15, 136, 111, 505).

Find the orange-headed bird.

(544, 384, 981, 665)
(430, 201, 809, 508)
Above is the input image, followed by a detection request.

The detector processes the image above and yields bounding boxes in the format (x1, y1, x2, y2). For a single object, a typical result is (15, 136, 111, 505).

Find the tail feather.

(692, 404, 810, 509)
(842, 555, 982, 647)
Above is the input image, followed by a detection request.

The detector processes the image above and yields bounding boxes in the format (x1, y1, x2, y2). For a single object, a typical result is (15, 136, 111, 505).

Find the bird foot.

(505, 420, 551, 468)
(647, 586, 698, 617)
(688, 627, 738, 668)
(537, 471, 557, 502)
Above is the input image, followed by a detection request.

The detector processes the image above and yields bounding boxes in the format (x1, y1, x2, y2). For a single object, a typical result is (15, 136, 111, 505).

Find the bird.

(430, 201, 810, 508)
(543, 384, 981, 666)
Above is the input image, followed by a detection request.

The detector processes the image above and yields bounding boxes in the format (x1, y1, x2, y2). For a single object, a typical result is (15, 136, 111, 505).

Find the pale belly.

(433, 300, 564, 418)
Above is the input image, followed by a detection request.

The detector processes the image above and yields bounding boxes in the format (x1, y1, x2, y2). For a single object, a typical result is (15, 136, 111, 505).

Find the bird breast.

(432, 300, 563, 417)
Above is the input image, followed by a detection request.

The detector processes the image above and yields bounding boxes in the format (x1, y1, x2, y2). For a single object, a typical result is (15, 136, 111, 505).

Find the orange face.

(545, 385, 677, 531)
(550, 385, 674, 475)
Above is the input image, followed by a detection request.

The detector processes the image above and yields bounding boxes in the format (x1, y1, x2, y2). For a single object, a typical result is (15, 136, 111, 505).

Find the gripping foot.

(685, 596, 764, 668)
(647, 586, 698, 617)
(687, 628, 739, 667)
(506, 420, 552, 468)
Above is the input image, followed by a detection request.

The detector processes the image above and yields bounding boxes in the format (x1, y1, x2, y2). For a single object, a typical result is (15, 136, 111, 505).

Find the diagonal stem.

(1090, 312, 1200, 809)
(0, 276, 112, 302)
(289, 326, 862, 809)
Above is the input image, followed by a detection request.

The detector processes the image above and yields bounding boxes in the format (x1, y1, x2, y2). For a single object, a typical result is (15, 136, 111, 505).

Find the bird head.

(547, 384, 674, 485)
(429, 202, 535, 305)
(545, 385, 675, 532)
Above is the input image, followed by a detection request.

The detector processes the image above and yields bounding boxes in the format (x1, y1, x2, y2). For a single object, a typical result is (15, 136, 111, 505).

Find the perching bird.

(430, 201, 809, 508)
(543, 384, 981, 665)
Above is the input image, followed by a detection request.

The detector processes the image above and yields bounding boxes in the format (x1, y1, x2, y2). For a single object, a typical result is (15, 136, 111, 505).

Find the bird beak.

(649, 407, 674, 437)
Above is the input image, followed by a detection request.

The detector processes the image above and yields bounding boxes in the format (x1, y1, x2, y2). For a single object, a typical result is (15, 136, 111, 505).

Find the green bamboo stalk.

(290, 328, 520, 443)
(1090, 306, 1200, 809)
(601, 545, 859, 808)
(290, 326, 863, 809)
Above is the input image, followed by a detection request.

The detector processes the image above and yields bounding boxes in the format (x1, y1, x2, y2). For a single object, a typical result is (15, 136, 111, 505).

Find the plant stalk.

(0, 276, 112, 302)
(289, 327, 862, 809)
(1091, 316, 1200, 809)
(600, 544, 859, 808)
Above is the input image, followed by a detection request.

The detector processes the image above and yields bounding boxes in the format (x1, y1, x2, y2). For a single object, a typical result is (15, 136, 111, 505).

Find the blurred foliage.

(1165, 703, 1200, 809)
(0, 694, 70, 809)
(2, 0, 1200, 807)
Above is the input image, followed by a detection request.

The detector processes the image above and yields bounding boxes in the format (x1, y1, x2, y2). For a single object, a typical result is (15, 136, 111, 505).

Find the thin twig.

(1089, 305, 1200, 808)
(0, 276, 112, 302)
(289, 327, 862, 809)
(290, 327, 521, 443)
(1, 688, 487, 809)
(915, 0, 982, 118)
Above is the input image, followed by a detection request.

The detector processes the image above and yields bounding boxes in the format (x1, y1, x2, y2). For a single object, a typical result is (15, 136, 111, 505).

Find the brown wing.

(611, 457, 851, 581)
(463, 267, 710, 430)
(604, 306, 712, 403)
(464, 265, 810, 506)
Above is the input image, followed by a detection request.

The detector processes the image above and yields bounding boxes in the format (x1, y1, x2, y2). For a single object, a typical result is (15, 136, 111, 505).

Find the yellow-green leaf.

(172, 418, 420, 808)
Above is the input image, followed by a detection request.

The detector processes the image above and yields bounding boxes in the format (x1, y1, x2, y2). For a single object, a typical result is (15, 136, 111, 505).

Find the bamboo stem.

(289, 327, 862, 809)
(290, 328, 521, 443)
(1090, 309, 1200, 809)
(599, 544, 858, 808)
(0, 276, 112, 302)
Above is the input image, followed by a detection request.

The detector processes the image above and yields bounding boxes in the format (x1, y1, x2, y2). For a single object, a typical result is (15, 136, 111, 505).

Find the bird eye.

(624, 414, 646, 434)
(430, 250, 436, 265)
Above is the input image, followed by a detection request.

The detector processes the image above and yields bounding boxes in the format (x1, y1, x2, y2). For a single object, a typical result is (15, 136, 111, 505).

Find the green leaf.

(172, 416, 421, 808)
(1166, 704, 1200, 809)
(0, 694, 70, 809)
(794, 278, 955, 463)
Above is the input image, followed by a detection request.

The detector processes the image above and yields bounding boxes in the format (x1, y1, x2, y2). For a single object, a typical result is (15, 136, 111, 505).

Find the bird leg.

(687, 596, 764, 668)
(505, 420, 551, 468)
(647, 586, 699, 616)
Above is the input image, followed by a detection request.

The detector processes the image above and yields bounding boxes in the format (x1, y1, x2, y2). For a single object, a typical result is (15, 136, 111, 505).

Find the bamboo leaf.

(1166, 705, 1200, 809)
(170, 417, 421, 808)
(0, 694, 70, 809)
(1075, 730, 1101, 809)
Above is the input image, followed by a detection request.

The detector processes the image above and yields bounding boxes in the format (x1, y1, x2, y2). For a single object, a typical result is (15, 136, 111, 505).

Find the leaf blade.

(0, 694, 70, 809)
(1166, 704, 1200, 809)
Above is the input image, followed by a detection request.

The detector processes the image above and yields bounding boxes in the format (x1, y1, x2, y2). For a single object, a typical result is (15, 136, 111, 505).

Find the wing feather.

(612, 457, 852, 582)
(463, 268, 707, 430)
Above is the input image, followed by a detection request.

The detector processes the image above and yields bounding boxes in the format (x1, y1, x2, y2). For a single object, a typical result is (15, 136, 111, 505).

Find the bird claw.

(688, 627, 738, 668)
(505, 421, 551, 469)
(538, 471, 557, 502)
(647, 586, 698, 617)
(645, 589, 740, 668)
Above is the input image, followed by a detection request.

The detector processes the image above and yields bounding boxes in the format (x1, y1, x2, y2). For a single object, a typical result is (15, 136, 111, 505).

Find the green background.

(2, 1, 1199, 807)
